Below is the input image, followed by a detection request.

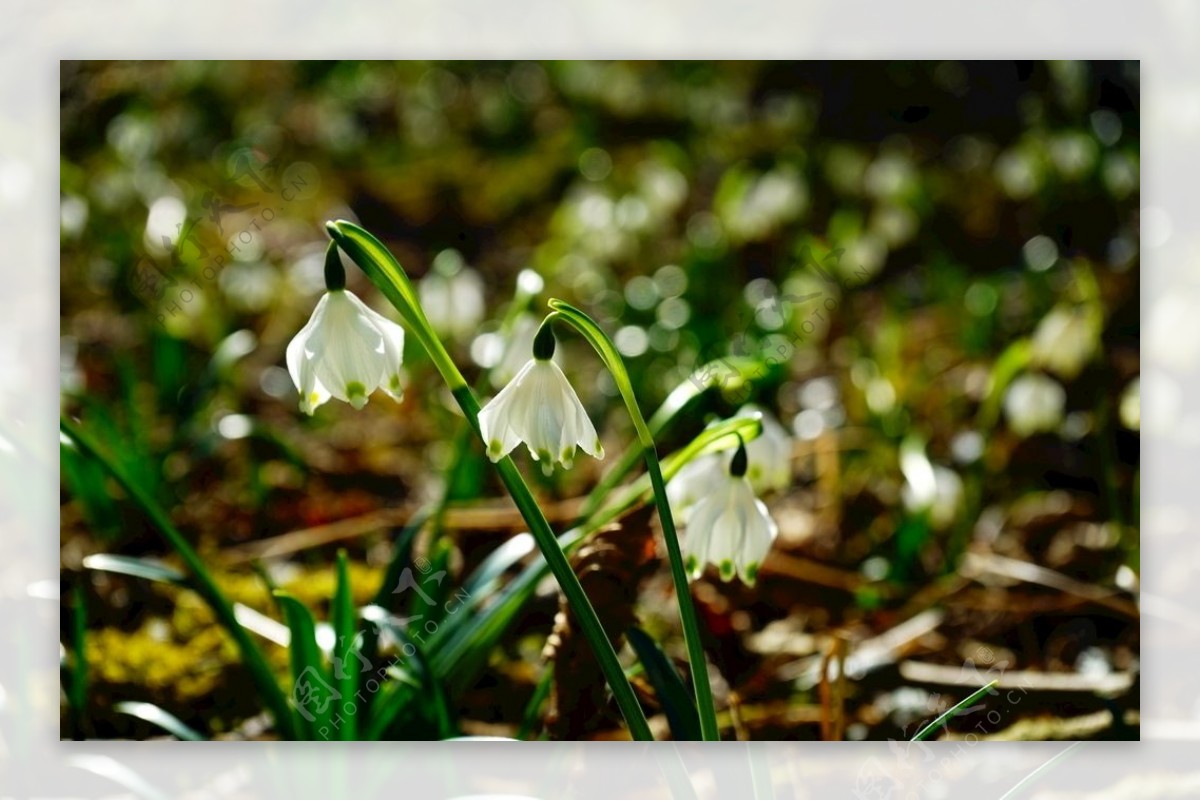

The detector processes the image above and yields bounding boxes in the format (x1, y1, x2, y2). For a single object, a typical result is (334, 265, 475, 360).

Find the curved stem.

(326, 221, 652, 741)
(548, 299, 721, 741)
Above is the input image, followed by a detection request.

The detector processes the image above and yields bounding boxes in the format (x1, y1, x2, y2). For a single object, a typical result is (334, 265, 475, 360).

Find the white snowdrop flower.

(682, 440, 778, 585)
(735, 404, 792, 493)
(478, 324, 603, 475)
(1030, 305, 1100, 380)
(286, 245, 406, 415)
(418, 249, 485, 342)
(1003, 373, 1066, 437)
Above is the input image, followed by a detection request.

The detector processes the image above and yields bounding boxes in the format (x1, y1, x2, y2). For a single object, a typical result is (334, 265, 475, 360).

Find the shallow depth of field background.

(59, 61, 1140, 741)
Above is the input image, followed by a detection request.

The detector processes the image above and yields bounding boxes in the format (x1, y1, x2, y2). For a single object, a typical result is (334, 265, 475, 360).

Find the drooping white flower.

(477, 325, 603, 475)
(1031, 305, 1100, 379)
(682, 443, 778, 585)
(1003, 373, 1066, 437)
(286, 289, 406, 415)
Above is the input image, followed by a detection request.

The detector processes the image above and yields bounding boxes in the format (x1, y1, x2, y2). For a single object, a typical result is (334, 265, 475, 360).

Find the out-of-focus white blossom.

(1004, 373, 1066, 437)
(418, 249, 485, 341)
(1031, 305, 1100, 379)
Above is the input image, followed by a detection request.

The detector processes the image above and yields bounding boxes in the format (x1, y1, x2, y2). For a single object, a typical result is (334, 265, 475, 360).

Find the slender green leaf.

(627, 627, 702, 741)
(911, 680, 998, 741)
(371, 506, 430, 609)
(68, 584, 88, 740)
(82, 554, 185, 585)
(275, 592, 329, 740)
(332, 550, 359, 740)
(115, 701, 205, 741)
(516, 667, 554, 740)
(460, 532, 536, 598)
(361, 605, 455, 739)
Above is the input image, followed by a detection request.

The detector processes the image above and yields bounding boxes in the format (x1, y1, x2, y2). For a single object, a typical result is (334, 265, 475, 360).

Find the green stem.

(548, 299, 721, 741)
(326, 220, 652, 741)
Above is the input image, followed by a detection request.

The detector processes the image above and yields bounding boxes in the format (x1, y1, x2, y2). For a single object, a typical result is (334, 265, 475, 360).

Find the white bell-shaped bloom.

(735, 404, 793, 493)
(682, 446, 778, 585)
(1031, 305, 1100, 380)
(478, 355, 604, 475)
(1003, 373, 1065, 437)
(286, 289, 406, 415)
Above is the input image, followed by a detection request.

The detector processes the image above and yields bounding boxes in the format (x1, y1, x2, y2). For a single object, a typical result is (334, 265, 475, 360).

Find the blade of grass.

(331, 550, 358, 740)
(61, 417, 297, 740)
(910, 680, 998, 741)
(115, 701, 205, 741)
(68, 584, 88, 741)
(82, 554, 186, 585)
(274, 592, 329, 740)
(628, 626, 702, 741)
(361, 605, 455, 739)
(516, 666, 554, 740)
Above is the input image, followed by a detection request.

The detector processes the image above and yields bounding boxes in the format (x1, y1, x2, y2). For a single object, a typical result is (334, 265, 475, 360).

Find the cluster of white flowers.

(287, 246, 791, 586)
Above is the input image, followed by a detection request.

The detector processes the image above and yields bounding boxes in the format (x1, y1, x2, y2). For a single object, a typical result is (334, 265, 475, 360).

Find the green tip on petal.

(744, 562, 759, 585)
(685, 555, 699, 577)
(300, 392, 321, 415)
(594, 439, 605, 459)
(346, 381, 368, 409)
(719, 559, 735, 581)
(389, 375, 402, 390)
